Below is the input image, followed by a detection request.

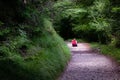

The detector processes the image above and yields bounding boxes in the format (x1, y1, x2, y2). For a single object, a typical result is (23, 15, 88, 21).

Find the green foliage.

(0, 28, 10, 36)
(112, 7, 120, 12)
(93, 0, 110, 43)
(0, 0, 71, 80)
(53, 0, 73, 8)
(53, 0, 74, 22)
(73, 0, 95, 6)
(53, 0, 112, 44)
(53, 0, 88, 39)
(0, 19, 70, 80)
(63, 8, 87, 18)
(0, 45, 11, 57)
(110, 2, 120, 47)
(1, 0, 120, 79)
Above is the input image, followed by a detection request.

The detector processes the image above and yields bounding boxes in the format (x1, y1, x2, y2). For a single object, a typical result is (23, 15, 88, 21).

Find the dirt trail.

(58, 42, 120, 80)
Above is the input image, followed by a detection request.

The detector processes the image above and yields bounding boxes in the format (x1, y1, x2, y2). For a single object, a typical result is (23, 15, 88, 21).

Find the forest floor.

(58, 42, 120, 80)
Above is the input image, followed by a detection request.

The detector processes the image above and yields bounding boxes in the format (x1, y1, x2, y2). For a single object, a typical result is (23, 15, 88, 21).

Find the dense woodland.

(54, 0, 120, 46)
(0, 0, 120, 80)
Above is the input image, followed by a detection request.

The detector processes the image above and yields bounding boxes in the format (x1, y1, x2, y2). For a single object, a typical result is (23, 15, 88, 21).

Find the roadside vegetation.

(0, 0, 70, 80)
(0, 0, 120, 80)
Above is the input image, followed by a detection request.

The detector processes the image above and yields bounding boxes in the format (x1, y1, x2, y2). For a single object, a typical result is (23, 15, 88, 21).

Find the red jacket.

(72, 39, 77, 45)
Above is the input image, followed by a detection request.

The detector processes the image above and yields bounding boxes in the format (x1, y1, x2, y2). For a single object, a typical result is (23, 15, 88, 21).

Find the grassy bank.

(0, 19, 71, 80)
(90, 43, 120, 63)
(0, 1, 71, 80)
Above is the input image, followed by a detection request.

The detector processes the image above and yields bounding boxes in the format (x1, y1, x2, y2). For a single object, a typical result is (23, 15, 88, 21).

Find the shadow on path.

(58, 42, 120, 80)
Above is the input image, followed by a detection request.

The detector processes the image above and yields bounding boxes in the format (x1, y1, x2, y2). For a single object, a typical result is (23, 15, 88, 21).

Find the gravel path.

(58, 42, 120, 80)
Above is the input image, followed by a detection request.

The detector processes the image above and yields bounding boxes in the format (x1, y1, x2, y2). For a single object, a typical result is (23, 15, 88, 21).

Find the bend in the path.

(59, 42, 120, 80)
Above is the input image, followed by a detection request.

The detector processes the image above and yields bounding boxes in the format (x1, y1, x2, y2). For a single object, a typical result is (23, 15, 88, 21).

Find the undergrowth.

(0, 19, 70, 80)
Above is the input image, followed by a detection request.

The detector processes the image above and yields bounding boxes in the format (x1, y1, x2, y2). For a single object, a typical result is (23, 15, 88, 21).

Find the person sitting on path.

(71, 38, 77, 47)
